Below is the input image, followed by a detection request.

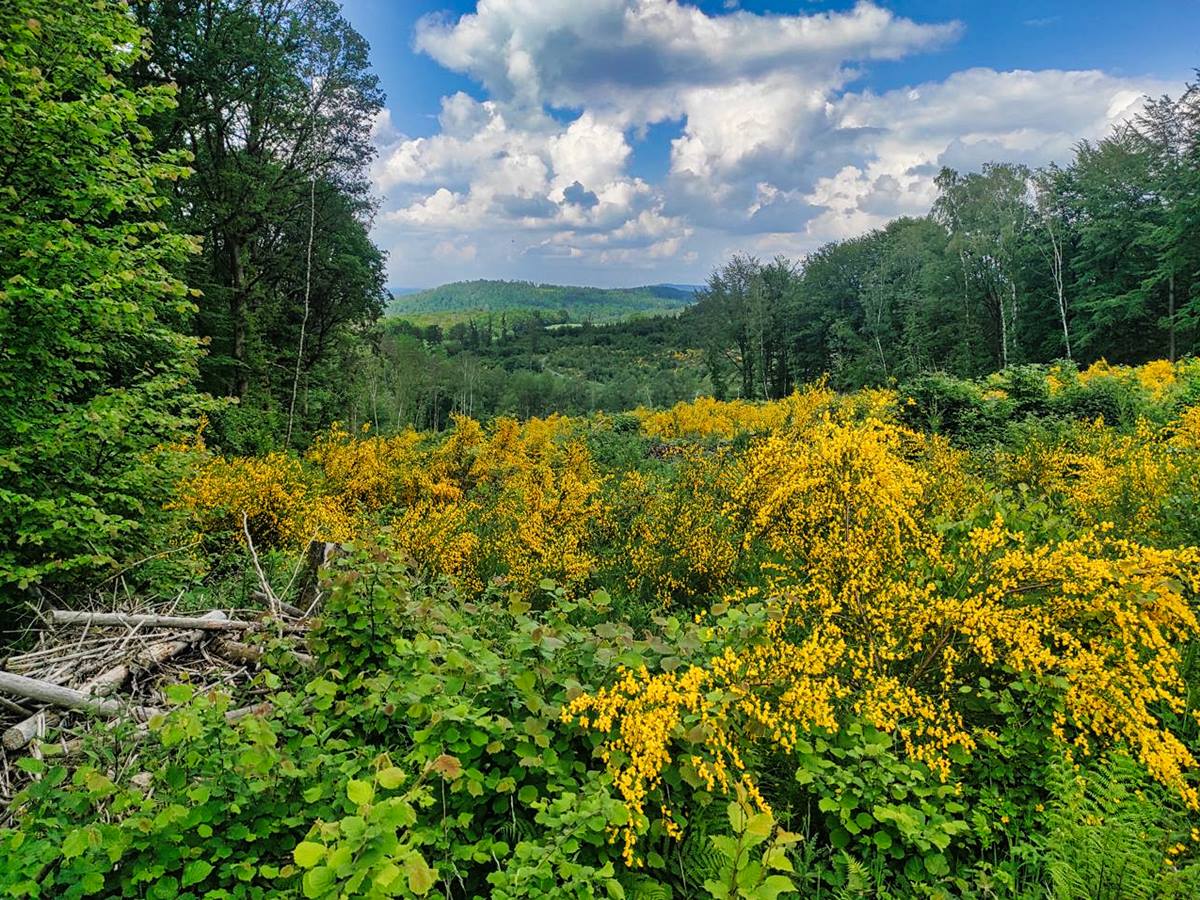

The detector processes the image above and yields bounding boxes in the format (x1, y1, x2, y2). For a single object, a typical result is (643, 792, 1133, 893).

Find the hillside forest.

(3, 1, 1200, 899)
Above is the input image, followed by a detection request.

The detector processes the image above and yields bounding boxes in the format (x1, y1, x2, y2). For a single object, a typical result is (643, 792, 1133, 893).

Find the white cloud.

(366, 1, 1177, 287)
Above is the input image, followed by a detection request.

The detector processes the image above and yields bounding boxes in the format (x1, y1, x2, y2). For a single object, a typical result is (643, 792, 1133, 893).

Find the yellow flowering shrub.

(388, 499, 482, 590)
(175, 451, 355, 546)
(483, 437, 606, 594)
(633, 382, 840, 440)
(306, 423, 425, 511)
(566, 412, 1200, 863)
(619, 453, 739, 606)
(1075, 357, 1183, 404)
(1065, 420, 1178, 538)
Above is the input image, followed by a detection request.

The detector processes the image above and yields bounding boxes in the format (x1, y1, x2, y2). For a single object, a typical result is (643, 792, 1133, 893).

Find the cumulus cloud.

(367, 1, 1174, 287)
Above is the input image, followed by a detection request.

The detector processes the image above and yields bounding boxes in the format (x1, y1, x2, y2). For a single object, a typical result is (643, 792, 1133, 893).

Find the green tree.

(0, 1, 207, 597)
(933, 164, 1034, 370)
(1068, 129, 1169, 361)
(131, 0, 385, 412)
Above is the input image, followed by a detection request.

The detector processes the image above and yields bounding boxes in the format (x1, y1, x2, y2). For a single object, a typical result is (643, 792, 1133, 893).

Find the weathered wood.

(212, 637, 262, 666)
(0, 672, 158, 724)
(212, 638, 314, 669)
(298, 541, 336, 612)
(47, 610, 302, 633)
(250, 592, 307, 619)
(3, 612, 227, 751)
(5, 711, 53, 750)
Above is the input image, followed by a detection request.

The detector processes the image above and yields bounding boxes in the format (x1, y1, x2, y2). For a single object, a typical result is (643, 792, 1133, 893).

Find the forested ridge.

(386, 280, 697, 326)
(4, 1, 1200, 898)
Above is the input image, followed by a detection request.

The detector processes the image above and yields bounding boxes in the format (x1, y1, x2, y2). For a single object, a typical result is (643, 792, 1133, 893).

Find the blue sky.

(341, 0, 1196, 288)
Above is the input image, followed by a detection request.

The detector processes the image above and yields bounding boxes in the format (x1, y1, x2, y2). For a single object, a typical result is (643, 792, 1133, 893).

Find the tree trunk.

(0, 671, 158, 722)
(1050, 228, 1071, 359)
(230, 235, 249, 398)
(1168, 271, 1176, 362)
(1009, 278, 1019, 365)
(997, 288, 1009, 370)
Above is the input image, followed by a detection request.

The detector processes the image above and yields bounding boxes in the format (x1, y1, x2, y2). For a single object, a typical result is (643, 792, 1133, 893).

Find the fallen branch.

(0, 672, 158, 724)
(243, 511, 281, 621)
(212, 637, 314, 669)
(48, 611, 303, 633)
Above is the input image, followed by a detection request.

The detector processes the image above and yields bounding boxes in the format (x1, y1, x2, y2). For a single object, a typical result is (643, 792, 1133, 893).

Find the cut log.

(298, 541, 337, 613)
(3, 612, 227, 751)
(48, 611, 303, 633)
(0, 671, 158, 723)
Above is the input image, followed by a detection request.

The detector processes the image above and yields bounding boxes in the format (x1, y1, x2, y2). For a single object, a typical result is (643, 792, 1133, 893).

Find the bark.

(0, 671, 158, 723)
(48, 611, 281, 632)
(212, 638, 314, 669)
(230, 235, 249, 398)
(1168, 270, 1177, 362)
(1048, 223, 1071, 359)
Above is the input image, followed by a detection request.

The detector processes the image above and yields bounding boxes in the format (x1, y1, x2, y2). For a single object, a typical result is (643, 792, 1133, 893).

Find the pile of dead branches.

(0, 538, 334, 823)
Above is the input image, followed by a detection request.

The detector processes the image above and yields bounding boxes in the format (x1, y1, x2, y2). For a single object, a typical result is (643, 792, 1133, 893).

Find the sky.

(340, 0, 1198, 289)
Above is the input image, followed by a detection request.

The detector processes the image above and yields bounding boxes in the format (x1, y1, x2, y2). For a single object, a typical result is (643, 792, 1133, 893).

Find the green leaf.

(405, 853, 436, 895)
(763, 846, 793, 872)
(80, 872, 106, 895)
(377, 767, 406, 789)
(61, 828, 92, 860)
(924, 852, 950, 877)
(165, 683, 194, 704)
(293, 841, 325, 868)
(727, 800, 747, 833)
(755, 874, 797, 899)
(745, 812, 774, 839)
(181, 859, 213, 887)
(302, 866, 335, 898)
(347, 779, 374, 806)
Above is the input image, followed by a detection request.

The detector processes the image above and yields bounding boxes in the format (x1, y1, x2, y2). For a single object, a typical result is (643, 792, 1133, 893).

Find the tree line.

(694, 80, 1199, 398)
(346, 74, 1199, 428)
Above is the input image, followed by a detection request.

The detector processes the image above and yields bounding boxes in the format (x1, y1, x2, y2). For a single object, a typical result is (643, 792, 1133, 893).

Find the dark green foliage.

(898, 372, 1018, 447)
(130, 0, 388, 444)
(1038, 756, 1200, 899)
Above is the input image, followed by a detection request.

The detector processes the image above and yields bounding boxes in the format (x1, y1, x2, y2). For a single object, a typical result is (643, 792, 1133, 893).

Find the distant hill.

(386, 280, 699, 325)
